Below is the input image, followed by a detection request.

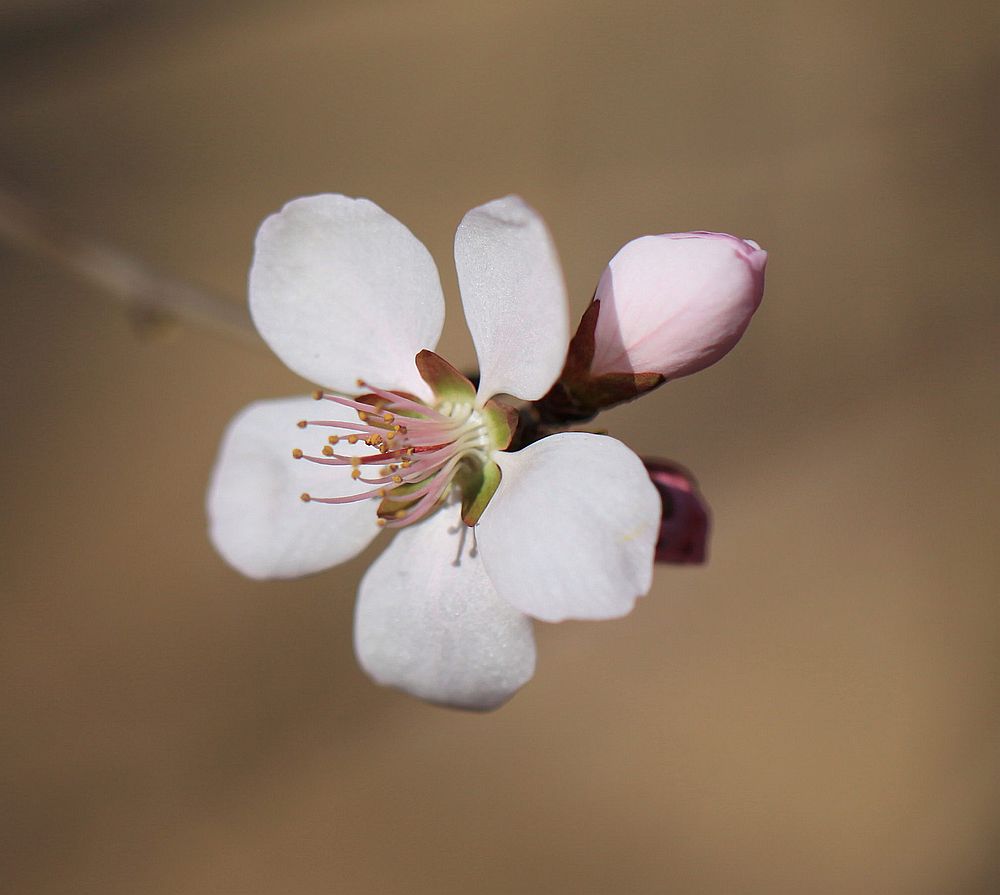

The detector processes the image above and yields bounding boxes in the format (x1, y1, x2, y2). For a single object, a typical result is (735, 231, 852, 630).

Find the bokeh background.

(2, 1, 998, 892)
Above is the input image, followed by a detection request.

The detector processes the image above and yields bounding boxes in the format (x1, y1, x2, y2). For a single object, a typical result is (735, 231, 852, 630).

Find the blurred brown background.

(2, 1, 998, 893)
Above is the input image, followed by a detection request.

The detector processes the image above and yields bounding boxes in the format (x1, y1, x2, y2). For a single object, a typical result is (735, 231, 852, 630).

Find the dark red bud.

(643, 458, 710, 565)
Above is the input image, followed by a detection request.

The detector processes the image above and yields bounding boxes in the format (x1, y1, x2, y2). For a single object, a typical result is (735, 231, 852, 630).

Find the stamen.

(383, 461, 459, 529)
(303, 484, 389, 505)
(355, 381, 450, 421)
(355, 447, 458, 485)
(320, 393, 396, 416)
(304, 420, 387, 433)
(297, 378, 495, 530)
(299, 446, 420, 467)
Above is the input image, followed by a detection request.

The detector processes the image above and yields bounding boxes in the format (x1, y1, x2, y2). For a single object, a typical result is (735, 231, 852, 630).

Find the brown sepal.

(579, 370, 666, 408)
(560, 297, 601, 383)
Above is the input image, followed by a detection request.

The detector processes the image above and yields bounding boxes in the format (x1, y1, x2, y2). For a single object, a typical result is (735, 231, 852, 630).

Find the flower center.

(292, 382, 494, 529)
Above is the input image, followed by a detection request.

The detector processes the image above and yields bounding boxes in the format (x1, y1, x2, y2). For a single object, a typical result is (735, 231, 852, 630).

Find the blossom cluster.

(207, 194, 766, 710)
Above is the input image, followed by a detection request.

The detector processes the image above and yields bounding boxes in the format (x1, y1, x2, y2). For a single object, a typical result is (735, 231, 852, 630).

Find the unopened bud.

(590, 231, 766, 380)
(644, 458, 710, 564)
(535, 231, 766, 425)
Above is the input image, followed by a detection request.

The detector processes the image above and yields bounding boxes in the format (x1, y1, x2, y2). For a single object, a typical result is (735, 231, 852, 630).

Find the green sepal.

(375, 476, 431, 521)
(415, 349, 476, 405)
(376, 494, 415, 522)
(460, 459, 502, 526)
(482, 398, 517, 450)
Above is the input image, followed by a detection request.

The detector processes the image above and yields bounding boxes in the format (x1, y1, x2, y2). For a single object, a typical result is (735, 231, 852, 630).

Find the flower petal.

(354, 506, 536, 711)
(454, 195, 569, 402)
(250, 195, 445, 396)
(477, 433, 660, 622)
(207, 396, 380, 579)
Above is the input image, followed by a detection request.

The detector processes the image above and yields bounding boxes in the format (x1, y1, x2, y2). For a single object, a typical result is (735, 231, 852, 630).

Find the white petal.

(354, 506, 536, 711)
(477, 433, 660, 622)
(454, 195, 569, 402)
(207, 396, 381, 579)
(250, 195, 445, 396)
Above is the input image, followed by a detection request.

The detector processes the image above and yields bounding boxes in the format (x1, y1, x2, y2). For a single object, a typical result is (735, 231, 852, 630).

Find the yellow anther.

(327, 435, 339, 445)
(378, 488, 388, 497)
(401, 459, 412, 468)
(376, 518, 387, 527)
(383, 413, 394, 423)
(350, 456, 361, 467)
(347, 434, 359, 444)
(355, 378, 365, 387)
(291, 448, 303, 459)
(312, 389, 323, 400)
(391, 474, 403, 484)
(351, 469, 361, 480)
(357, 410, 368, 421)
(385, 430, 395, 442)
(394, 510, 406, 519)
(321, 445, 334, 457)
(297, 419, 308, 429)
(300, 492, 311, 502)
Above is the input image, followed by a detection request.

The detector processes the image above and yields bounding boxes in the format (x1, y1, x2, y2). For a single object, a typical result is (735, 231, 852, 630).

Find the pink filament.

(296, 386, 482, 528)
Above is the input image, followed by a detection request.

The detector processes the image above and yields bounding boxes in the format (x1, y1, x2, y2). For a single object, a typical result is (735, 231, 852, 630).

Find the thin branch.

(0, 186, 260, 348)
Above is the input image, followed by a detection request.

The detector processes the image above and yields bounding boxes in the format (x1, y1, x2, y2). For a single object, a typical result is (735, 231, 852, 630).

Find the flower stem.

(0, 185, 261, 348)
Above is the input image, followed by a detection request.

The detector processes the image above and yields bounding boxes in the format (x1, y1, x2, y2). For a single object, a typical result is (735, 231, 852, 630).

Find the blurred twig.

(0, 186, 260, 348)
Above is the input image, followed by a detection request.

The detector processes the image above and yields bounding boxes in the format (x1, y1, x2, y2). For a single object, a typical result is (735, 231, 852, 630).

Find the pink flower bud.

(589, 232, 767, 380)
(644, 459, 710, 564)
